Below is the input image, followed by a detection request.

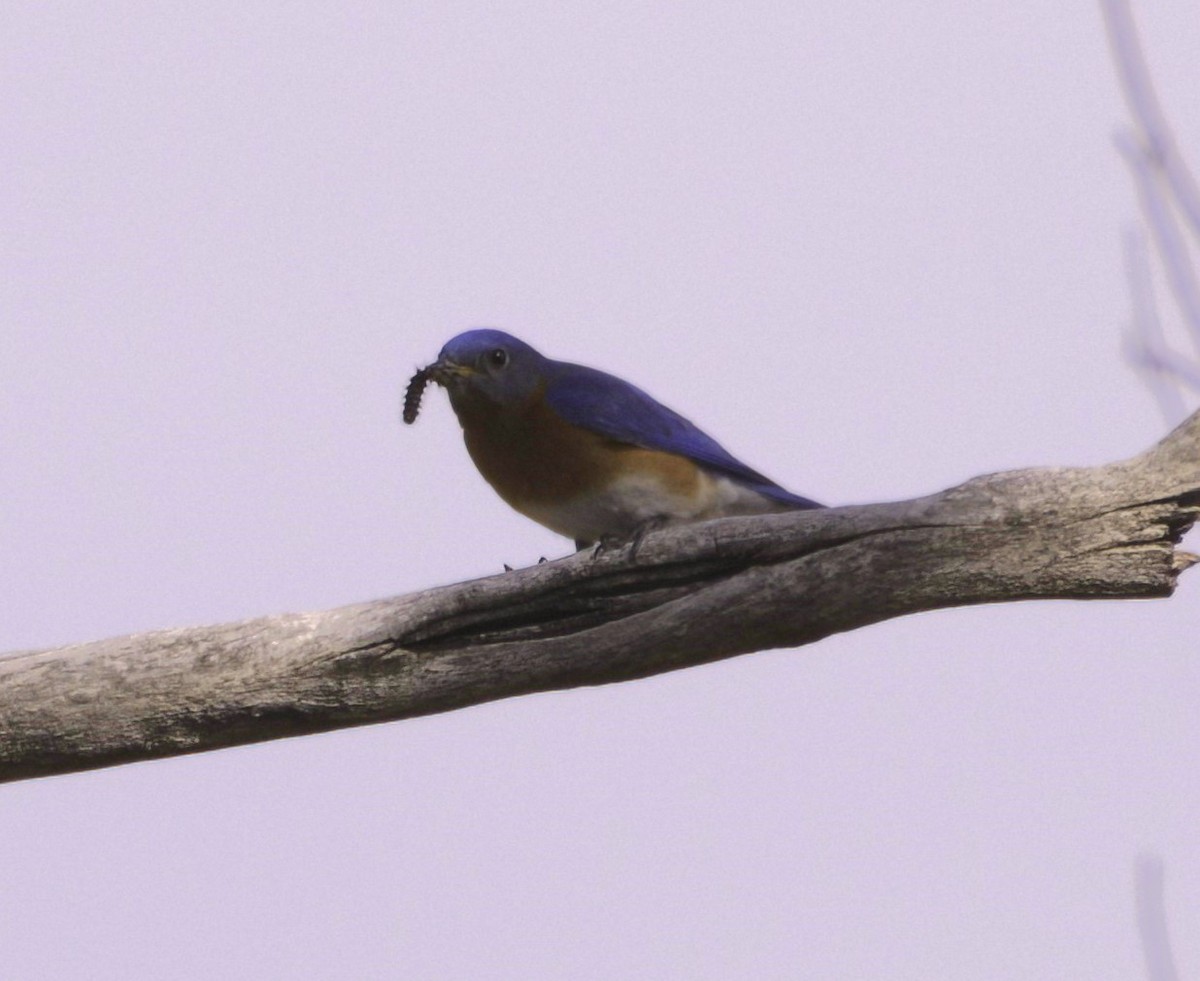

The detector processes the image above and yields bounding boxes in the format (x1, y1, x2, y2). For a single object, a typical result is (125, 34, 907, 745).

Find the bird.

(409, 329, 822, 550)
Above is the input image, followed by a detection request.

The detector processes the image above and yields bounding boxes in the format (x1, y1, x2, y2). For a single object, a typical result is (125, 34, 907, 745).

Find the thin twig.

(1122, 227, 1188, 421)
(1102, 0, 1200, 242)
(1135, 855, 1181, 981)
(1116, 131, 1200, 363)
(1103, 0, 1200, 377)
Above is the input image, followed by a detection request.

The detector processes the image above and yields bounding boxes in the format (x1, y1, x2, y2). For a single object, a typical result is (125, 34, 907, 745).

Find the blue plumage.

(540, 360, 821, 509)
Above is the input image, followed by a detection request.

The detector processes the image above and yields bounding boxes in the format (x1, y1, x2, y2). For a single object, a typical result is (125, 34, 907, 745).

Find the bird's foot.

(503, 556, 549, 572)
(586, 517, 668, 562)
(628, 517, 669, 558)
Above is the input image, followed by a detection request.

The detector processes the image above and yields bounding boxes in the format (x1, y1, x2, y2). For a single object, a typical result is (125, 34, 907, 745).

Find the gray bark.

(2, 412, 1198, 784)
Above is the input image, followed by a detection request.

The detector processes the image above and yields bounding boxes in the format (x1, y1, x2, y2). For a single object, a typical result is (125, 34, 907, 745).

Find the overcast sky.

(1, 2, 1198, 978)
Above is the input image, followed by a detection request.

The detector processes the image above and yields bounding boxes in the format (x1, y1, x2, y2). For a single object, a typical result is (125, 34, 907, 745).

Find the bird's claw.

(586, 517, 667, 562)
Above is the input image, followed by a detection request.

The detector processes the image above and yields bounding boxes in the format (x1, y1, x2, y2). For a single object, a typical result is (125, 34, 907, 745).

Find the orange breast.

(455, 392, 701, 515)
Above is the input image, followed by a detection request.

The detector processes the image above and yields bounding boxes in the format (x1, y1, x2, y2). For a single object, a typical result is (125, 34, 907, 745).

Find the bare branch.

(1102, 0, 1200, 242)
(1135, 855, 1182, 981)
(1123, 227, 1190, 421)
(2, 411, 1198, 784)
(1104, 0, 1200, 389)
(1126, 337, 1200, 391)
(1116, 131, 1200, 362)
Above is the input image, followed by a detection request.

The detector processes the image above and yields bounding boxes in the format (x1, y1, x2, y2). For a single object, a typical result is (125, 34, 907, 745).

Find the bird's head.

(429, 329, 547, 409)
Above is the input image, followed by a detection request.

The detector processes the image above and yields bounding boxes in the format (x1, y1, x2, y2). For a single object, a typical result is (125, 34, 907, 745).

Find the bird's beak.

(427, 358, 476, 386)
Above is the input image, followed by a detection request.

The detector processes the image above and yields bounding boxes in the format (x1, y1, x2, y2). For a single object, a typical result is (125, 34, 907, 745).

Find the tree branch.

(1135, 854, 1182, 981)
(2, 412, 1199, 784)
(1103, 0, 1200, 408)
(1123, 227, 1190, 422)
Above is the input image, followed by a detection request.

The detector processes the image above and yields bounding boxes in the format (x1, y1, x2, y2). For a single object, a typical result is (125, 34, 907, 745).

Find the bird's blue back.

(541, 359, 821, 509)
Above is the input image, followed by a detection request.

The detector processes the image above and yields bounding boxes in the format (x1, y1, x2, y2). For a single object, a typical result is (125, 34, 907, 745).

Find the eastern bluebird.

(407, 329, 822, 549)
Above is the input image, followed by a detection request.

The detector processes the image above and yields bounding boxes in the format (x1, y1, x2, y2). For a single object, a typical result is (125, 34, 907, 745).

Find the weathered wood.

(2, 411, 1198, 784)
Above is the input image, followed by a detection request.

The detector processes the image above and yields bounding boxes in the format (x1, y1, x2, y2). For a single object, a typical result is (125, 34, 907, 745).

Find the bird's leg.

(586, 536, 616, 559)
(587, 516, 669, 562)
(627, 516, 669, 560)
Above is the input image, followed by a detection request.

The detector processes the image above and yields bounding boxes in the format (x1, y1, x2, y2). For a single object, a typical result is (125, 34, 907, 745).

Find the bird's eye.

(488, 348, 508, 368)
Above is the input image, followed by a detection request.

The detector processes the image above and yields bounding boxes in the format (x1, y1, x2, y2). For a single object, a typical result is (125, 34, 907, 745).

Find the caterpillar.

(403, 365, 433, 424)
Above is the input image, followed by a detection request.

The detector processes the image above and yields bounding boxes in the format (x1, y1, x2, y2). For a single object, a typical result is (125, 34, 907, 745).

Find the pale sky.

(1, 2, 1198, 978)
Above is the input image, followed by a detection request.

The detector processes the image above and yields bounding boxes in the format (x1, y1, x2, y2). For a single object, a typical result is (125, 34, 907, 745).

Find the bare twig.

(1116, 132, 1200, 361)
(1102, 0, 1200, 242)
(1123, 227, 1189, 421)
(1135, 855, 1181, 981)
(1125, 335, 1200, 390)
(1103, 0, 1200, 387)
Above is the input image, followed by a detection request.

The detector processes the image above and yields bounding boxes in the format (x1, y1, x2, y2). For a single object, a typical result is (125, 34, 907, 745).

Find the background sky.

(2, 2, 1198, 978)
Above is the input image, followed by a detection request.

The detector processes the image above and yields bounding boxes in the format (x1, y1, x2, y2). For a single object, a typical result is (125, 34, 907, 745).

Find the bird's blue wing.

(543, 362, 822, 509)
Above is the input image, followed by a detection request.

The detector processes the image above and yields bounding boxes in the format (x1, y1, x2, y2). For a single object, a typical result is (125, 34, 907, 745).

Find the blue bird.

(411, 329, 822, 549)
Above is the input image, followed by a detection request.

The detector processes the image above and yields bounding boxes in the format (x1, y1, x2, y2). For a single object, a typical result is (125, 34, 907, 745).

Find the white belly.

(519, 470, 787, 545)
